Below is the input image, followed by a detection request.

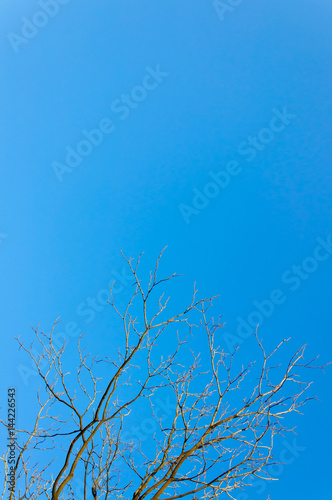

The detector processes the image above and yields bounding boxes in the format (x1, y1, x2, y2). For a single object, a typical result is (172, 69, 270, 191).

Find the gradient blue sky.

(1, 1, 332, 498)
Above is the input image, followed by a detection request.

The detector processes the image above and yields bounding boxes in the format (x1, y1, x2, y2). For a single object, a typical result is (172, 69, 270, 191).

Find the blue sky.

(1, 0, 331, 498)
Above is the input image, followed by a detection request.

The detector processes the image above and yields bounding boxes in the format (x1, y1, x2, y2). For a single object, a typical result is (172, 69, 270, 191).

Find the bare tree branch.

(1, 250, 329, 500)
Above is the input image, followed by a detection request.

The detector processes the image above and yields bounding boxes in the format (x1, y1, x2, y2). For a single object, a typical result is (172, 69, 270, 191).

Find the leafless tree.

(1, 251, 328, 500)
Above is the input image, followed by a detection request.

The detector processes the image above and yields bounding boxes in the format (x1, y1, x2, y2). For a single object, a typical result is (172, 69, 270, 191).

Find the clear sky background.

(0, 0, 332, 498)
